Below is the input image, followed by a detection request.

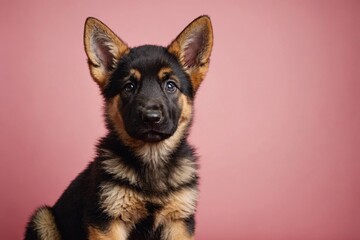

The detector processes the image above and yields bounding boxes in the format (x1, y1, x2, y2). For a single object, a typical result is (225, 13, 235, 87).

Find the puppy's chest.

(99, 181, 198, 227)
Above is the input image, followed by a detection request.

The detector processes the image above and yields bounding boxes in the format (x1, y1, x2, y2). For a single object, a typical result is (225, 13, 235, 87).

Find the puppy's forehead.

(126, 45, 178, 77)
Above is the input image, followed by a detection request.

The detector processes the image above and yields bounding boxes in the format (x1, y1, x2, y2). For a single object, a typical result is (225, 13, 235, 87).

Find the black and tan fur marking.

(25, 15, 213, 240)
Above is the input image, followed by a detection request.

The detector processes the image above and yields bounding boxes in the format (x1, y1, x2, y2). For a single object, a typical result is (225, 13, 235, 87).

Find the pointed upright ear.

(168, 15, 213, 92)
(84, 17, 129, 88)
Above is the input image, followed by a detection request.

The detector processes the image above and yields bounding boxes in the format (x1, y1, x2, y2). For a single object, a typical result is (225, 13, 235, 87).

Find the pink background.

(1, 1, 359, 239)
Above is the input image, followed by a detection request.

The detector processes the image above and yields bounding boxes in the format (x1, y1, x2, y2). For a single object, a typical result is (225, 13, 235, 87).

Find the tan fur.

(99, 182, 148, 223)
(155, 187, 198, 227)
(187, 61, 211, 93)
(158, 67, 174, 80)
(162, 220, 194, 240)
(107, 95, 144, 149)
(88, 221, 128, 240)
(167, 16, 213, 92)
(126, 68, 141, 81)
(84, 17, 130, 87)
(178, 94, 192, 125)
(101, 155, 138, 186)
(98, 182, 197, 239)
(168, 158, 197, 188)
(32, 207, 61, 240)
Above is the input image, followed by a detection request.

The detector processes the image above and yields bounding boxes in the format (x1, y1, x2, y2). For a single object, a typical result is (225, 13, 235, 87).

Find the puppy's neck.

(98, 132, 197, 194)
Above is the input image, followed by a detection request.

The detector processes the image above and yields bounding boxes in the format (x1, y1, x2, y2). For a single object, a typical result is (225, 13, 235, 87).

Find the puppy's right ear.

(84, 17, 129, 88)
(167, 16, 213, 93)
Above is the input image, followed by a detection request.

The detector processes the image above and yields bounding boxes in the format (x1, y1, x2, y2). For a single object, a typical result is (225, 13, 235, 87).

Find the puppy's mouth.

(140, 131, 172, 142)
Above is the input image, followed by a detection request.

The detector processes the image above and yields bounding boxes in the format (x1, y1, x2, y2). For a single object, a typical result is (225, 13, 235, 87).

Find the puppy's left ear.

(84, 17, 129, 88)
(168, 15, 213, 92)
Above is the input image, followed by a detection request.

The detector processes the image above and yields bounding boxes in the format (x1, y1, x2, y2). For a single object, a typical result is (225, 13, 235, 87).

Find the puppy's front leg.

(162, 220, 195, 240)
(88, 221, 129, 240)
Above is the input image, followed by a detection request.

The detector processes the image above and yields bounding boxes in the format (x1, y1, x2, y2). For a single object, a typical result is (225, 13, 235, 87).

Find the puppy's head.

(84, 16, 213, 148)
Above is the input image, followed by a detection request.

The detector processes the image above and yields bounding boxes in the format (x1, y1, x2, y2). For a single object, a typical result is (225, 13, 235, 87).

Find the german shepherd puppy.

(25, 15, 213, 240)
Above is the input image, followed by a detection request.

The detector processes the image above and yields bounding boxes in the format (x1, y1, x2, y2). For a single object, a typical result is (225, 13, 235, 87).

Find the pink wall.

(1, 1, 359, 239)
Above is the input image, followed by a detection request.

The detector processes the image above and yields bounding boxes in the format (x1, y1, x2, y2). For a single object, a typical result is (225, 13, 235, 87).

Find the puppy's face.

(84, 16, 213, 144)
(104, 46, 193, 142)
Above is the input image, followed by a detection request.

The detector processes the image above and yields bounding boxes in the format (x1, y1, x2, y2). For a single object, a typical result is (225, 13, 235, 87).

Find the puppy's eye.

(165, 80, 177, 93)
(123, 82, 136, 93)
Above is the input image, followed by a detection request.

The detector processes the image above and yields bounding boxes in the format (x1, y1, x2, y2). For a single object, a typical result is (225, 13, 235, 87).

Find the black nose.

(142, 109, 162, 124)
